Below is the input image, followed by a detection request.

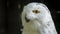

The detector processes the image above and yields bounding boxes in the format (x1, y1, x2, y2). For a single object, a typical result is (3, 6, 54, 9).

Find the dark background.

(0, 0, 60, 34)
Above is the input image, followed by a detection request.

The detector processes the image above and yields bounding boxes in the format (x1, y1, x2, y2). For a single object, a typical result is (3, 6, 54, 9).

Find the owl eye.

(32, 10, 40, 14)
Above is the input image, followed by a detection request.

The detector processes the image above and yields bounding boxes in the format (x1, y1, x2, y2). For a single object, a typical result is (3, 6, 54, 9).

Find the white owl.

(21, 2, 57, 34)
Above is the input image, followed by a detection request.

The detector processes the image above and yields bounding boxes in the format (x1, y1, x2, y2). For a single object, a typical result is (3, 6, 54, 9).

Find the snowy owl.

(21, 2, 57, 34)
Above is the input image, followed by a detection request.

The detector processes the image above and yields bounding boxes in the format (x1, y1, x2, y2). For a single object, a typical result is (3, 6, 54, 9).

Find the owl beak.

(25, 16, 30, 22)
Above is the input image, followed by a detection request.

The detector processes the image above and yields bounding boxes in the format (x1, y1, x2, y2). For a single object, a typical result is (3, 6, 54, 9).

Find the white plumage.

(21, 2, 57, 34)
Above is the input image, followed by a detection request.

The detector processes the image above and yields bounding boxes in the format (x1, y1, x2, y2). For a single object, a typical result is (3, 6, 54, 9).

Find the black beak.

(25, 16, 30, 22)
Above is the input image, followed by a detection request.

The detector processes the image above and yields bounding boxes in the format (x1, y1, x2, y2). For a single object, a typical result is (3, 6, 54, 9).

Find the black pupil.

(35, 10, 38, 13)
(33, 10, 39, 13)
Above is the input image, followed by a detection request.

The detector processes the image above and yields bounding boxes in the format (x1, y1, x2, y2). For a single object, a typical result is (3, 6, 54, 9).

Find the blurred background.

(0, 0, 60, 34)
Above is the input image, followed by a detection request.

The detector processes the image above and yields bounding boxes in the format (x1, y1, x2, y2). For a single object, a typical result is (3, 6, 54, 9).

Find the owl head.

(22, 2, 51, 23)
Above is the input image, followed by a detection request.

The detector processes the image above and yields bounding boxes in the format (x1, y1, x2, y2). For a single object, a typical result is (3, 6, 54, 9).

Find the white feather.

(21, 2, 57, 34)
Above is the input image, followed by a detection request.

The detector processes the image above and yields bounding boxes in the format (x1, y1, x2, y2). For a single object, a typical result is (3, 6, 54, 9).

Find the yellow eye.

(32, 10, 40, 14)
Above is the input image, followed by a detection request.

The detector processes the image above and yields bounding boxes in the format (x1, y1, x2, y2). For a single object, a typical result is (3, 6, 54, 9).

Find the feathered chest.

(23, 20, 41, 31)
(22, 20, 41, 34)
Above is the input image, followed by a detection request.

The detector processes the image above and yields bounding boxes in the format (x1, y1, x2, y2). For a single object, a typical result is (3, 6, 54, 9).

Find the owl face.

(23, 2, 50, 22)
